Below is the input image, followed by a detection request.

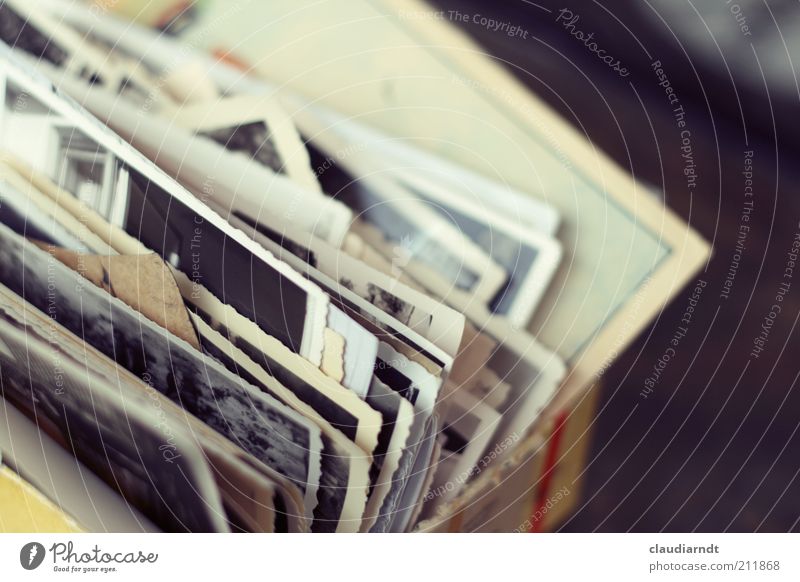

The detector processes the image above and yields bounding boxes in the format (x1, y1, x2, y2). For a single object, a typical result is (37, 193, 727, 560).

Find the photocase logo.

(20, 542, 46, 570)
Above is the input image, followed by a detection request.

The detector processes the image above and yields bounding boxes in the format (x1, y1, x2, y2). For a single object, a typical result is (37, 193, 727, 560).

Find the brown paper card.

(33, 243, 200, 350)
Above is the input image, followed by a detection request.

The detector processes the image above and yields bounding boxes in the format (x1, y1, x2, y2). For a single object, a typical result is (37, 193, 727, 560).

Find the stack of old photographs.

(0, 0, 566, 532)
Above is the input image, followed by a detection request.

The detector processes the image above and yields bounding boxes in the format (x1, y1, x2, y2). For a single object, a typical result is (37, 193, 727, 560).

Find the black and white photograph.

(0, 223, 324, 523)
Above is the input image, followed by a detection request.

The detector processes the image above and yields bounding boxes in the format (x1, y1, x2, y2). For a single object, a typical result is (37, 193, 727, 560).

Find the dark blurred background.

(432, 0, 800, 532)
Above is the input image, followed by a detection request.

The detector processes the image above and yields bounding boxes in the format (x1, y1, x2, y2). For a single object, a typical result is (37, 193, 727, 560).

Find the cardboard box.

(419, 386, 600, 532)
